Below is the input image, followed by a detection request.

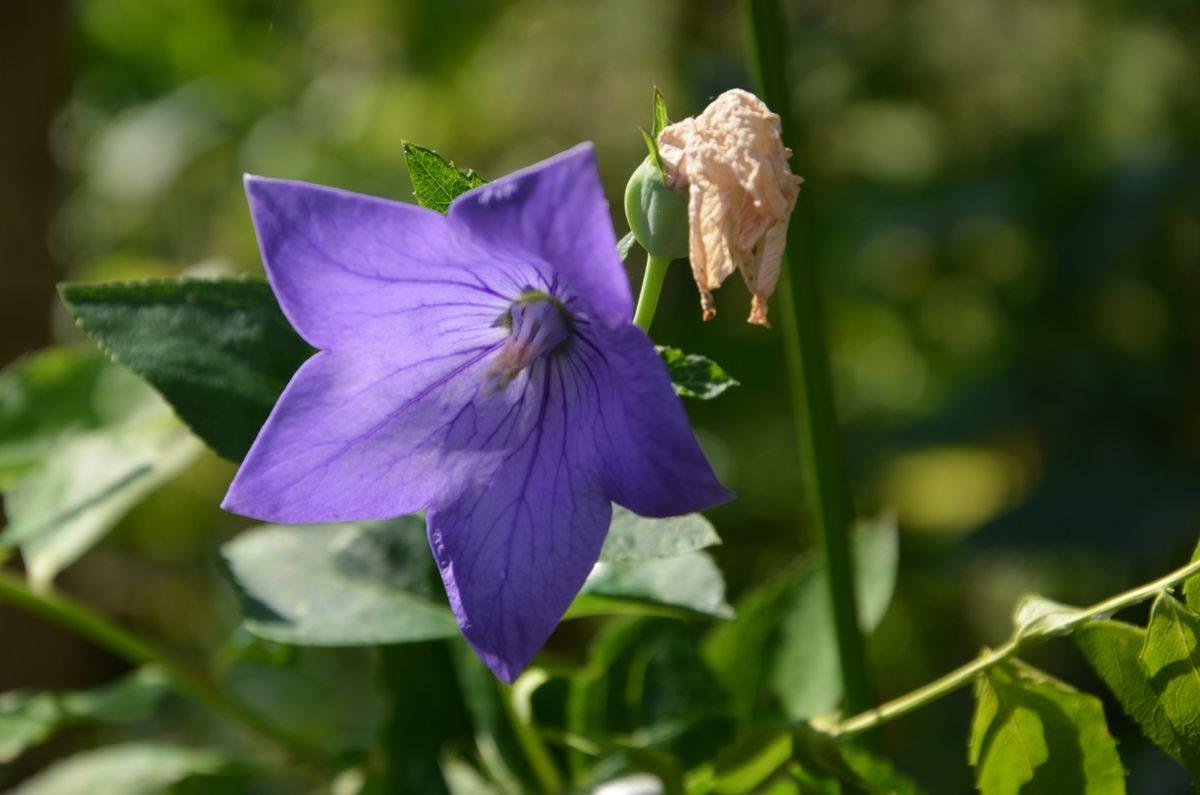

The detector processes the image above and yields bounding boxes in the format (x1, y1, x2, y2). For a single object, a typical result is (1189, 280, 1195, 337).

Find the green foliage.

(657, 346, 738, 400)
(968, 660, 1125, 795)
(0, 667, 170, 764)
(617, 231, 638, 262)
(1186, 539, 1200, 613)
(791, 725, 926, 795)
(6, 743, 235, 795)
(1075, 620, 1191, 774)
(221, 517, 459, 646)
(769, 516, 899, 720)
(1139, 592, 1200, 781)
(403, 142, 487, 214)
(578, 550, 734, 620)
(0, 348, 107, 488)
(652, 86, 670, 139)
(59, 278, 314, 462)
(600, 506, 721, 563)
(0, 358, 201, 587)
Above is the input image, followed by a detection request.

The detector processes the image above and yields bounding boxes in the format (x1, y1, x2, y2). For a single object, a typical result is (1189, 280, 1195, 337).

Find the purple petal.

(569, 323, 734, 517)
(244, 175, 549, 349)
(448, 144, 634, 328)
(222, 331, 561, 521)
(428, 357, 612, 682)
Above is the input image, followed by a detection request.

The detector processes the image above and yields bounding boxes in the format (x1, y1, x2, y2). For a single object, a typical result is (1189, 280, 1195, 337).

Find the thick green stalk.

(0, 568, 330, 775)
(633, 254, 671, 332)
(742, 0, 874, 716)
(820, 555, 1200, 736)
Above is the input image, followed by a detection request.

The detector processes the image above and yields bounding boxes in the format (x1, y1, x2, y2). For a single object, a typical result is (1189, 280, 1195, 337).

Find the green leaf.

(652, 86, 670, 139)
(599, 507, 720, 563)
(403, 142, 487, 214)
(1, 364, 202, 587)
(0, 347, 108, 488)
(6, 743, 233, 795)
(1013, 594, 1080, 641)
(221, 517, 459, 646)
(792, 724, 926, 795)
(641, 128, 668, 181)
(59, 277, 313, 462)
(769, 515, 900, 720)
(576, 550, 734, 619)
(617, 230, 637, 262)
(657, 346, 738, 400)
(968, 660, 1126, 795)
(1185, 538, 1200, 613)
(1075, 620, 1190, 772)
(0, 667, 170, 763)
(1139, 591, 1200, 779)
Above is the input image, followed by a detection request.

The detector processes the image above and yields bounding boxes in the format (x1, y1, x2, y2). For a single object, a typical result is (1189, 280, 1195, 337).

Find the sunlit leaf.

(769, 515, 900, 720)
(577, 551, 734, 620)
(1075, 619, 1192, 774)
(221, 517, 459, 646)
(652, 87, 670, 138)
(599, 507, 721, 564)
(403, 142, 486, 214)
(1139, 592, 1200, 779)
(6, 743, 233, 795)
(657, 346, 738, 400)
(0, 347, 107, 488)
(0, 667, 170, 764)
(968, 660, 1125, 795)
(1012, 594, 1079, 640)
(1185, 539, 1200, 614)
(1, 365, 202, 587)
(59, 277, 313, 462)
(617, 230, 638, 262)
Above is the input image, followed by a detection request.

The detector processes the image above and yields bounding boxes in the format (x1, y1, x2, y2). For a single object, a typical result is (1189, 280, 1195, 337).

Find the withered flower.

(658, 88, 802, 326)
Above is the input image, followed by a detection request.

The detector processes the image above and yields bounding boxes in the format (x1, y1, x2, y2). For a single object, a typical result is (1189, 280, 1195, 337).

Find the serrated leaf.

(58, 278, 313, 462)
(0, 347, 108, 488)
(657, 346, 738, 400)
(0, 667, 170, 763)
(1075, 620, 1190, 772)
(1140, 592, 1200, 782)
(1, 364, 202, 587)
(577, 550, 734, 619)
(652, 87, 670, 139)
(617, 230, 637, 262)
(968, 660, 1126, 795)
(403, 142, 487, 215)
(770, 515, 900, 720)
(221, 517, 459, 646)
(599, 507, 720, 564)
(7, 743, 233, 795)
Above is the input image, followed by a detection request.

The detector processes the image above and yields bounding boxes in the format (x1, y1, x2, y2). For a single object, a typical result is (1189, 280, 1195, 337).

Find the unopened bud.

(623, 158, 690, 263)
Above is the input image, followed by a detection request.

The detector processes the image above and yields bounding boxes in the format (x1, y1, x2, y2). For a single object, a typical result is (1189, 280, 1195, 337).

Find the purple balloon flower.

(223, 143, 731, 681)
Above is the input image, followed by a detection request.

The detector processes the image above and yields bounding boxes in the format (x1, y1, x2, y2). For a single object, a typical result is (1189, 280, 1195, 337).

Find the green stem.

(501, 682, 564, 795)
(0, 567, 330, 775)
(820, 556, 1200, 737)
(633, 253, 671, 332)
(742, 0, 873, 717)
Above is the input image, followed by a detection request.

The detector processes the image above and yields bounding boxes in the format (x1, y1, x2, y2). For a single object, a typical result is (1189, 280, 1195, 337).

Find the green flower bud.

(623, 158, 689, 262)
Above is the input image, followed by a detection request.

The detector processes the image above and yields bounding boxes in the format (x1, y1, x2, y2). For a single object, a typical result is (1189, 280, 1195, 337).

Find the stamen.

(481, 298, 570, 395)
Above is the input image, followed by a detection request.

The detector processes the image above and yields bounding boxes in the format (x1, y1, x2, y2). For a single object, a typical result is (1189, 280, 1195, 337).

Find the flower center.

(481, 295, 570, 395)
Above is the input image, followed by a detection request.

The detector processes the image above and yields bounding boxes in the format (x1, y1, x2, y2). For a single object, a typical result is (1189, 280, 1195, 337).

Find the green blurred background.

(1, 0, 1197, 791)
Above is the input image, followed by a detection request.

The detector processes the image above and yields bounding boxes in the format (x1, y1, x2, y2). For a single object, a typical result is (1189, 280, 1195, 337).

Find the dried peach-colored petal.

(658, 89, 802, 325)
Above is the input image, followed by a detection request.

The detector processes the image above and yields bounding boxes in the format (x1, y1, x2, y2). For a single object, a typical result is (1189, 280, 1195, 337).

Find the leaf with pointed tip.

(657, 346, 738, 400)
(403, 142, 487, 214)
(1075, 619, 1190, 773)
(1013, 594, 1079, 640)
(617, 230, 637, 262)
(968, 660, 1126, 795)
(59, 277, 313, 462)
(652, 87, 670, 138)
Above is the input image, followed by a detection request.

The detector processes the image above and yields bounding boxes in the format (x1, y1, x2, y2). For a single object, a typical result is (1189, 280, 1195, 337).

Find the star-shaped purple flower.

(224, 143, 732, 681)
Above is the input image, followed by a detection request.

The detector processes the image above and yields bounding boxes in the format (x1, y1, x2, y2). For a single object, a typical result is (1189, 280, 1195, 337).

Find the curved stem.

(742, 0, 874, 718)
(820, 556, 1200, 737)
(500, 682, 563, 795)
(633, 254, 671, 332)
(0, 568, 331, 776)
